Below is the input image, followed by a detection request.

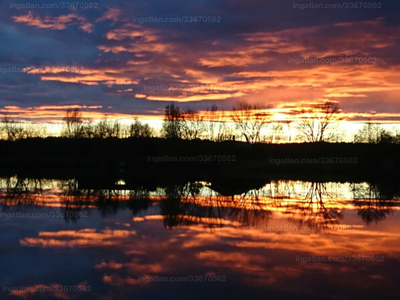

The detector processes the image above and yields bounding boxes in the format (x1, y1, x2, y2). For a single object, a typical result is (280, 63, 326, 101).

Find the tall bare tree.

(216, 121, 235, 142)
(203, 105, 234, 142)
(181, 109, 206, 140)
(231, 101, 271, 143)
(2, 116, 24, 141)
(62, 108, 84, 138)
(161, 104, 184, 139)
(93, 118, 121, 138)
(205, 105, 219, 141)
(270, 123, 284, 143)
(297, 101, 342, 142)
(128, 119, 154, 138)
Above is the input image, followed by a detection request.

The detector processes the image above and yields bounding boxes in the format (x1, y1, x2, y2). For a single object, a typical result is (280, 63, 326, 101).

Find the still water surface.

(1, 177, 399, 299)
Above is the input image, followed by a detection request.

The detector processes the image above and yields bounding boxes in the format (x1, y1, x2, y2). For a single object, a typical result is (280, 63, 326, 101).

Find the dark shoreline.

(1, 138, 399, 185)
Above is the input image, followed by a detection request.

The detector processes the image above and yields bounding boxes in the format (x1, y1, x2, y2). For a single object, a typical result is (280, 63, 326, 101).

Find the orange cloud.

(23, 66, 139, 86)
(13, 11, 93, 32)
(96, 8, 123, 23)
(20, 228, 137, 248)
(147, 92, 244, 102)
(0, 105, 164, 122)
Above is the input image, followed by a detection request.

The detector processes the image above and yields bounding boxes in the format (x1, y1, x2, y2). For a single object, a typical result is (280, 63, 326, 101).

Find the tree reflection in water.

(59, 180, 152, 221)
(160, 182, 272, 229)
(267, 181, 343, 231)
(351, 182, 399, 224)
(1, 176, 399, 228)
(59, 179, 91, 222)
(0, 177, 45, 209)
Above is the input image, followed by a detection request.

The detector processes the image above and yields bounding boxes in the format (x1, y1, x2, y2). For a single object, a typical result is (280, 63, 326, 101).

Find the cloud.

(96, 8, 124, 23)
(20, 228, 137, 247)
(2, 1, 400, 123)
(13, 11, 93, 32)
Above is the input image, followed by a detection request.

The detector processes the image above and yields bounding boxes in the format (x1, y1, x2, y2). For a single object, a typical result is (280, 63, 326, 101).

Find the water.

(1, 177, 399, 299)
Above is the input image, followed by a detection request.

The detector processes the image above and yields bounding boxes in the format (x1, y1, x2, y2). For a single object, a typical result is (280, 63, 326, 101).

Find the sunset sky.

(1, 0, 400, 129)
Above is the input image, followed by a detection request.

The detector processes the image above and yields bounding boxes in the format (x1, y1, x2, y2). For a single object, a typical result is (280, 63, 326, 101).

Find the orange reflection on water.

(20, 229, 136, 248)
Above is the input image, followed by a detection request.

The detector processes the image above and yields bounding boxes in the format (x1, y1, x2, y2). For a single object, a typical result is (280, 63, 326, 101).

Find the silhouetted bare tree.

(297, 101, 342, 142)
(268, 123, 284, 143)
(161, 104, 184, 139)
(215, 122, 235, 142)
(354, 123, 397, 144)
(81, 120, 95, 138)
(62, 108, 84, 138)
(2, 116, 24, 141)
(231, 101, 271, 143)
(93, 118, 121, 138)
(205, 105, 219, 141)
(128, 119, 154, 138)
(181, 109, 206, 140)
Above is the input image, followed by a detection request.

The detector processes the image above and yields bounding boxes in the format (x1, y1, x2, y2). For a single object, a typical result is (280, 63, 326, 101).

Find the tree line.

(160, 101, 400, 144)
(60, 108, 153, 139)
(1, 101, 400, 144)
(0, 116, 47, 141)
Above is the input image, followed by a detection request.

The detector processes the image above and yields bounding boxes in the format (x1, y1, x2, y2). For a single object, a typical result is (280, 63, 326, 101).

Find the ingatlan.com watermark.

(288, 56, 378, 65)
(8, 2, 99, 10)
(293, 2, 382, 10)
(2, 285, 92, 293)
(269, 157, 358, 165)
(296, 255, 385, 263)
(138, 275, 227, 283)
(0, 66, 84, 75)
(143, 84, 234, 92)
(132, 16, 222, 24)
(0, 211, 89, 219)
(267, 225, 357, 232)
